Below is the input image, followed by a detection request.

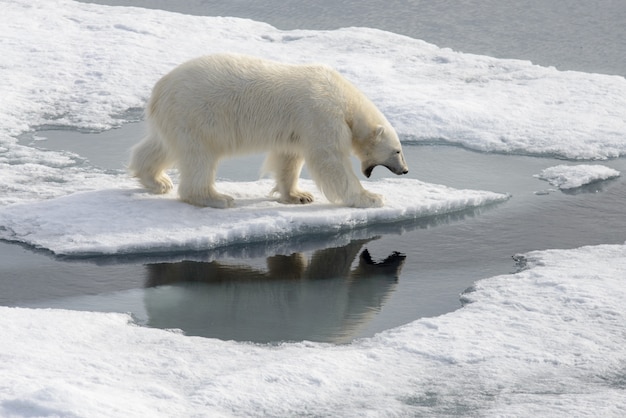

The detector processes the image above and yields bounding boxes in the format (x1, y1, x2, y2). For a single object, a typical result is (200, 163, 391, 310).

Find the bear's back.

(157, 54, 364, 113)
(150, 54, 352, 136)
(146, 54, 361, 153)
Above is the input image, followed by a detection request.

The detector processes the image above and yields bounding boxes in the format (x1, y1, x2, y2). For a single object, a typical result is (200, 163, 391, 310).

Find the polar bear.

(129, 53, 408, 208)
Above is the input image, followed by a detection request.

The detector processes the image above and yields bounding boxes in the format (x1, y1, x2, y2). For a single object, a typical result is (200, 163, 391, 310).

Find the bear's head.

(356, 125, 409, 178)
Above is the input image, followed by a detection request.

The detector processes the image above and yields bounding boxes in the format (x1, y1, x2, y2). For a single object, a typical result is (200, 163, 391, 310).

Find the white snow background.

(1, 0, 626, 416)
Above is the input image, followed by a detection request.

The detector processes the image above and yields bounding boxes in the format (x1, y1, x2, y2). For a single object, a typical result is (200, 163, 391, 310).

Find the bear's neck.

(346, 95, 385, 143)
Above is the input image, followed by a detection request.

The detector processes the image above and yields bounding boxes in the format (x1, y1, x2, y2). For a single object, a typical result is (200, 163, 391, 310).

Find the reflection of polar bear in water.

(144, 239, 406, 343)
(129, 53, 408, 208)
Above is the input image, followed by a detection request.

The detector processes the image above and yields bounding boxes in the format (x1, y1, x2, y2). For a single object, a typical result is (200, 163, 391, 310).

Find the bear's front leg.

(306, 150, 384, 208)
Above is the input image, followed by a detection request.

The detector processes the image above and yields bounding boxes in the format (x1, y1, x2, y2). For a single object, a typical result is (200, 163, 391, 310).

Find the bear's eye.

(395, 150, 401, 154)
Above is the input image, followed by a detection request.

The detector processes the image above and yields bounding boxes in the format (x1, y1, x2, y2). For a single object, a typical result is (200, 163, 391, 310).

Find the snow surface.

(1, 244, 626, 417)
(2, 1, 626, 416)
(0, 178, 508, 256)
(2, 0, 626, 207)
(536, 164, 621, 190)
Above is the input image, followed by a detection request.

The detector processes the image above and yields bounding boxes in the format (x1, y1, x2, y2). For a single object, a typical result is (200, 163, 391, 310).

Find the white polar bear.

(129, 53, 408, 208)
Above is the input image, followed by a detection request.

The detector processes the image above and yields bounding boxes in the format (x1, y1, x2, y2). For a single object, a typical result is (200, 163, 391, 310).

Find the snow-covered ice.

(536, 164, 621, 190)
(2, 0, 626, 208)
(0, 0, 624, 244)
(0, 178, 508, 256)
(1, 0, 626, 416)
(1, 244, 625, 417)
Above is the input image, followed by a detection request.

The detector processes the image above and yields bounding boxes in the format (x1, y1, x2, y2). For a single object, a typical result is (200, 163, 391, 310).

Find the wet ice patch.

(0, 178, 508, 256)
(535, 164, 620, 190)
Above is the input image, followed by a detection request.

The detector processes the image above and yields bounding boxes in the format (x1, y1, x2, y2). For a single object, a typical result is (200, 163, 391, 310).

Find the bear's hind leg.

(263, 151, 313, 204)
(178, 154, 234, 208)
(129, 133, 174, 194)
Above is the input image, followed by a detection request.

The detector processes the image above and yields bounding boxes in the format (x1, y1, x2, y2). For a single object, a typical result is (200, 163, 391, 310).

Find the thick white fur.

(129, 53, 408, 208)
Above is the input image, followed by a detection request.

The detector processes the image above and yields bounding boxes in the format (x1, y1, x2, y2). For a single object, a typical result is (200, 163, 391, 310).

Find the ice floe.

(535, 164, 620, 190)
(1, 0, 626, 209)
(0, 179, 508, 255)
(1, 243, 625, 416)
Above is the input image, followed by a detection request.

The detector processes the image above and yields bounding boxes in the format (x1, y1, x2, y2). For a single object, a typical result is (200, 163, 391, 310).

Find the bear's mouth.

(363, 165, 376, 178)
(363, 164, 408, 178)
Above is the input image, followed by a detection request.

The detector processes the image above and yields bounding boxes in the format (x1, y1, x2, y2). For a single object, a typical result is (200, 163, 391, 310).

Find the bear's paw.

(279, 190, 314, 205)
(141, 174, 174, 195)
(184, 193, 235, 209)
(347, 190, 384, 208)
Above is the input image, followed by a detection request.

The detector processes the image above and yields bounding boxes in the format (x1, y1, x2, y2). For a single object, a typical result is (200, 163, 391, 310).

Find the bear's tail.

(128, 132, 174, 194)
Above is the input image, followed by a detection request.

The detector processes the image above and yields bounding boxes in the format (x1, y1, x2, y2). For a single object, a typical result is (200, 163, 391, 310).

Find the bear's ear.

(375, 125, 385, 139)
